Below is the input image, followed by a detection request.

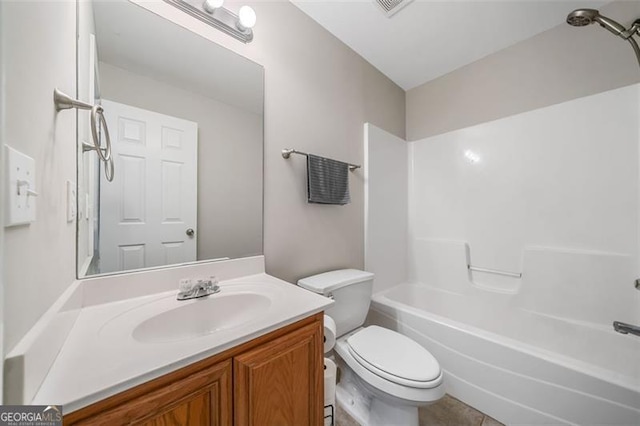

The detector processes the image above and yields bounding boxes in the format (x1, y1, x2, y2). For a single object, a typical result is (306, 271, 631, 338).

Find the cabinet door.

(234, 320, 324, 426)
(65, 360, 232, 426)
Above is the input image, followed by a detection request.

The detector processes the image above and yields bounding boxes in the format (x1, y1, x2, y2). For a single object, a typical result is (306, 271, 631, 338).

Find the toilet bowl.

(298, 270, 444, 426)
(334, 326, 444, 426)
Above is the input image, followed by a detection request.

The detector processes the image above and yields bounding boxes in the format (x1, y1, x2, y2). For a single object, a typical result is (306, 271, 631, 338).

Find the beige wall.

(98, 62, 263, 261)
(136, 1, 406, 283)
(2, 2, 77, 352)
(406, 1, 640, 141)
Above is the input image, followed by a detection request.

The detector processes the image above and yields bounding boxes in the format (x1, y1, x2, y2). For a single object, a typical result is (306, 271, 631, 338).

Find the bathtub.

(367, 283, 640, 425)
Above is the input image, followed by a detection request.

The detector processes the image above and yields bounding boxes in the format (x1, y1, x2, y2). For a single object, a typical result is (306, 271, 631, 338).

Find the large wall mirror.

(76, 0, 264, 278)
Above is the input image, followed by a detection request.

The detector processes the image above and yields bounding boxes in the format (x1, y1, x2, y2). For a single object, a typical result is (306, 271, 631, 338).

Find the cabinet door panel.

(66, 360, 231, 426)
(234, 321, 323, 426)
(140, 390, 210, 426)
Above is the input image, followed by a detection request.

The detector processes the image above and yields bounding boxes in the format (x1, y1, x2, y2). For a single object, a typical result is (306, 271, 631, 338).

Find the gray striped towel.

(307, 154, 350, 205)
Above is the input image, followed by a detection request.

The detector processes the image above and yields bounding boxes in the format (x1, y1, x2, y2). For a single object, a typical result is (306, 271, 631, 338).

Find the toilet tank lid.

(297, 269, 374, 295)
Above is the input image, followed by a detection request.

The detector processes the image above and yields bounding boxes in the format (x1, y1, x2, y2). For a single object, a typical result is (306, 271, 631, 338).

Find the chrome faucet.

(613, 321, 640, 337)
(177, 277, 221, 301)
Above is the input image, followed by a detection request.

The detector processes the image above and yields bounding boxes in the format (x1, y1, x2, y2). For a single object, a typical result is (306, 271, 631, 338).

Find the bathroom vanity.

(1, 261, 332, 425)
(64, 313, 323, 425)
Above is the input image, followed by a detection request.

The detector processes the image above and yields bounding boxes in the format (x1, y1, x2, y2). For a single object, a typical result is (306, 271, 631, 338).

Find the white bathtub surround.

(364, 123, 408, 294)
(407, 83, 640, 330)
(5, 256, 332, 411)
(364, 84, 640, 425)
(409, 85, 640, 289)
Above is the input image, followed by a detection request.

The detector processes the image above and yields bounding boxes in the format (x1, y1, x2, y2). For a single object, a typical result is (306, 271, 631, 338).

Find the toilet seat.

(346, 326, 441, 389)
(335, 330, 444, 405)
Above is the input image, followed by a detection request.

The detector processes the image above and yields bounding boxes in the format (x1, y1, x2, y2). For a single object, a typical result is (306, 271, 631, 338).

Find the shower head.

(566, 9, 626, 36)
(566, 8, 597, 27)
(566, 8, 640, 69)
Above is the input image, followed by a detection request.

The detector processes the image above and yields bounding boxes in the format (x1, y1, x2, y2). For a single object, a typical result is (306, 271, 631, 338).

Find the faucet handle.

(202, 276, 219, 290)
(179, 278, 193, 293)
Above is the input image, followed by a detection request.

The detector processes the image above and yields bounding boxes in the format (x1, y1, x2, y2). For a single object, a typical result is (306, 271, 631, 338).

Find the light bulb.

(203, 0, 224, 13)
(464, 150, 481, 164)
(237, 5, 256, 31)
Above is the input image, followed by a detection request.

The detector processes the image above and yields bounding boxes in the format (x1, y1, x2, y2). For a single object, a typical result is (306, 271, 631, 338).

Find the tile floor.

(335, 394, 504, 426)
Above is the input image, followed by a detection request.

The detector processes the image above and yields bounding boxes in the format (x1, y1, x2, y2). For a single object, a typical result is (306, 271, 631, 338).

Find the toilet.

(298, 269, 444, 426)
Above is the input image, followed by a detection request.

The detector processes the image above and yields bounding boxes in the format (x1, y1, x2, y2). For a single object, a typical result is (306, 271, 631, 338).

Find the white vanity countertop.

(32, 273, 332, 413)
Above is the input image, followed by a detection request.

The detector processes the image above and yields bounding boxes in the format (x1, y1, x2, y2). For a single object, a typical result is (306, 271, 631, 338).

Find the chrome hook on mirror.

(54, 88, 114, 182)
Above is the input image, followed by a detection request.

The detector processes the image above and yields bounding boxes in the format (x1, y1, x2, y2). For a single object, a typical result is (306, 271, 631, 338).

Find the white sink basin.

(98, 284, 277, 344)
(132, 293, 271, 343)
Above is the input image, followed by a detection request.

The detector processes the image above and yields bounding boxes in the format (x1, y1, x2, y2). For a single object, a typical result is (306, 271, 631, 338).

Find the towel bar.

(281, 148, 360, 171)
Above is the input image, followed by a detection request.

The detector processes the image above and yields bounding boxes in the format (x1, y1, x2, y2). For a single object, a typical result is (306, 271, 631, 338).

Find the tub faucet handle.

(613, 321, 640, 337)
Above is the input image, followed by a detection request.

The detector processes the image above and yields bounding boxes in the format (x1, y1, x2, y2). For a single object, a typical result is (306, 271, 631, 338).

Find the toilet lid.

(347, 326, 441, 387)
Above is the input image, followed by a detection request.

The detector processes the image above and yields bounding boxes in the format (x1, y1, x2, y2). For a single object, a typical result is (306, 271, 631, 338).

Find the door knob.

(186, 228, 195, 237)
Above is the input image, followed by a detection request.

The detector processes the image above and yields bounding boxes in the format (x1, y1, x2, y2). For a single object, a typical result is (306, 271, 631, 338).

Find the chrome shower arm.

(618, 18, 640, 67)
(627, 37, 640, 69)
(594, 15, 626, 36)
(621, 19, 640, 39)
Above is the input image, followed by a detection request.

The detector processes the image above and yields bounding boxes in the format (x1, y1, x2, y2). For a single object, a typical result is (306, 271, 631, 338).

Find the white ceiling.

(291, 0, 609, 90)
(94, 0, 263, 114)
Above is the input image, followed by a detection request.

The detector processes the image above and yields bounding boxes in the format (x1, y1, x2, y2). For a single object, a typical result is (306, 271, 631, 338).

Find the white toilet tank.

(298, 269, 374, 337)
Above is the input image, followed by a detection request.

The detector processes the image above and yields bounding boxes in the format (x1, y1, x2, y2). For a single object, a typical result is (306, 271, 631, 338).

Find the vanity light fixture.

(237, 5, 257, 31)
(202, 0, 224, 13)
(163, 0, 256, 43)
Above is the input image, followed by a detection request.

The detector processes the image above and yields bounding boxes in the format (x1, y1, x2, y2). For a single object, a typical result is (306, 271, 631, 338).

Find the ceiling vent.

(374, 0, 414, 17)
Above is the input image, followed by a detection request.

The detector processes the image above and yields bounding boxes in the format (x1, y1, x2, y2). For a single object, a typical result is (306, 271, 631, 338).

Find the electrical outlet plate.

(4, 145, 36, 227)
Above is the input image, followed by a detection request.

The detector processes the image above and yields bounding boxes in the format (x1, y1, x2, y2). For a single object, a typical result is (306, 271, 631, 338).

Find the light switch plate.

(67, 180, 77, 223)
(4, 145, 36, 227)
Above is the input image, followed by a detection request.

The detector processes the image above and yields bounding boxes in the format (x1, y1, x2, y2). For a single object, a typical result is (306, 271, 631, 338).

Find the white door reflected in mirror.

(99, 100, 198, 274)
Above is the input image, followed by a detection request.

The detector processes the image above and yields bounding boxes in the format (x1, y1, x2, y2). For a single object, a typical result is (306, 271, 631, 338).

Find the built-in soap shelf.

(460, 242, 523, 294)
(466, 267, 523, 294)
(467, 265, 522, 279)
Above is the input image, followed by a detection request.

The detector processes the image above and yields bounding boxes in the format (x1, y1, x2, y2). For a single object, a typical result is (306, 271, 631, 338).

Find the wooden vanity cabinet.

(64, 313, 323, 426)
(234, 322, 323, 426)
